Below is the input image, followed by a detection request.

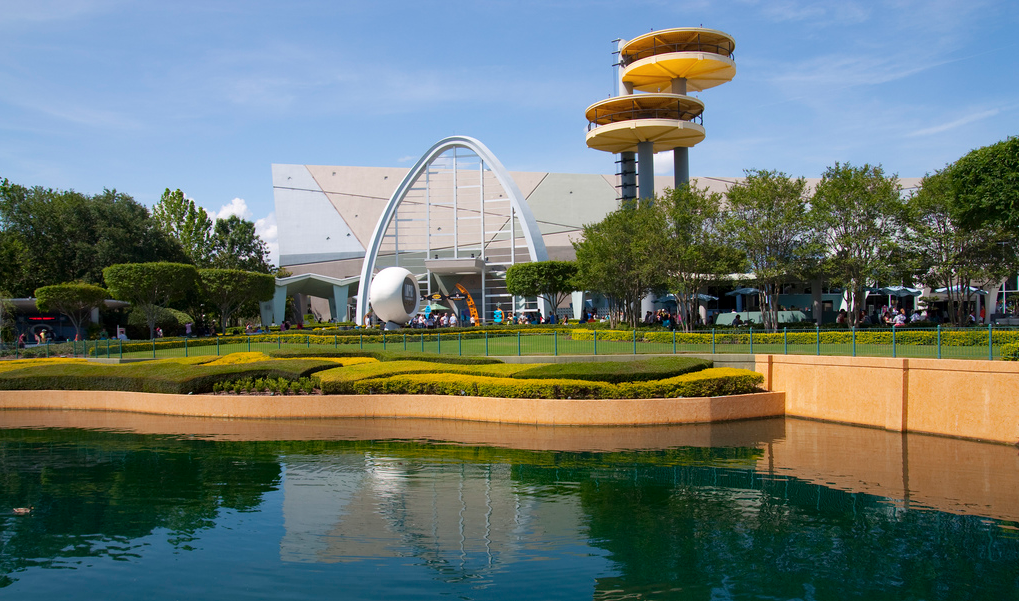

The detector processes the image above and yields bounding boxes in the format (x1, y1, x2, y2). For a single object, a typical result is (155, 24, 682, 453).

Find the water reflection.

(0, 413, 1017, 600)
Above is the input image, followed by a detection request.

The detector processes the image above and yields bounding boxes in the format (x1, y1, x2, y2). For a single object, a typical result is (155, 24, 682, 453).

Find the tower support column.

(674, 147, 689, 187)
(620, 152, 637, 201)
(637, 141, 654, 200)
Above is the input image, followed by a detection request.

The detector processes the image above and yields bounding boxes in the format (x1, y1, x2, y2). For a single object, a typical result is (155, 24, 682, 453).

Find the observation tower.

(585, 28, 735, 200)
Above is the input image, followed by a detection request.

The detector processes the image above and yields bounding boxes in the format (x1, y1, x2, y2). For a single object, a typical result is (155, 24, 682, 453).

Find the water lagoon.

(1, 412, 1017, 600)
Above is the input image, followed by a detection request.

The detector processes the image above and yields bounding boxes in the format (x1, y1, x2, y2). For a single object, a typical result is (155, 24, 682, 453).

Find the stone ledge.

(0, 389, 785, 426)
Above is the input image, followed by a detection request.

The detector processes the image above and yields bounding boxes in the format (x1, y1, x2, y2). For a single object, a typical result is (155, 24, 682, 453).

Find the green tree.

(903, 170, 1017, 326)
(210, 215, 273, 273)
(573, 200, 668, 328)
(505, 261, 578, 318)
(198, 268, 276, 332)
(658, 185, 743, 332)
(722, 170, 816, 330)
(152, 188, 214, 266)
(34, 282, 109, 341)
(0, 179, 186, 296)
(810, 163, 903, 327)
(0, 292, 13, 348)
(949, 136, 1019, 229)
(103, 262, 199, 339)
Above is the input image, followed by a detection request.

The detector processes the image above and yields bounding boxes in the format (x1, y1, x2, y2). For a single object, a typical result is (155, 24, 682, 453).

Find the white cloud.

(906, 108, 1001, 138)
(255, 212, 279, 268)
(207, 197, 253, 221)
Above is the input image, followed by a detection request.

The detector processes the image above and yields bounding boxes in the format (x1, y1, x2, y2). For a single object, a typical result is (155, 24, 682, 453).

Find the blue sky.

(2, 0, 1017, 264)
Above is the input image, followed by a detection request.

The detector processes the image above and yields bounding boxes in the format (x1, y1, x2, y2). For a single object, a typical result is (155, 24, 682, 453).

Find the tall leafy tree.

(505, 261, 578, 317)
(152, 188, 214, 266)
(210, 215, 273, 274)
(949, 136, 1019, 229)
(573, 200, 668, 328)
(903, 170, 1017, 326)
(103, 262, 199, 339)
(810, 163, 902, 326)
(34, 282, 109, 340)
(722, 170, 816, 330)
(658, 185, 743, 332)
(0, 179, 186, 296)
(0, 292, 13, 346)
(198, 269, 276, 332)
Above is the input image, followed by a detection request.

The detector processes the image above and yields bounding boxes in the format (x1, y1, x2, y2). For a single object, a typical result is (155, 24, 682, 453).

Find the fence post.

(784, 328, 788, 355)
(46, 339, 50, 358)
(184, 336, 188, 357)
(852, 327, 856, 357)
(119, 340, 122, 360)
(249, 336, 253, 352)
(459, 333, 462, 356)
(382, 331, 386, 351)
(422, 333, 426, 353)
(673, 330, 676, 354)
(815, 326, 820, 356)
(307, 334, 311, 348)
(892, 327, 897, 358)
(937, 324, 942, 359)
(278, 334, 282, 350)
(217, 336, 220, 356)
(359, 333, 363, 350)
(554, 331, 558, 356)
(438, 332, 442, 354)
(593, 330, 598, 355)
(712, 329, 716, 354)
(633, 329, 637, 355)
(404, 333, 407, 351)
(749, 326, 754, 354)
(153, 339, 156, 359)
(517, 331, 521, 356)
(989, 323, 994, 361)
(484, 331, 488, 356)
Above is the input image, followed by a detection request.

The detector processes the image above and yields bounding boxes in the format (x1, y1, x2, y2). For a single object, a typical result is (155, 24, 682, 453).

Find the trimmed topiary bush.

(344, 367, 763, 399)
(511, 357, 710, 383)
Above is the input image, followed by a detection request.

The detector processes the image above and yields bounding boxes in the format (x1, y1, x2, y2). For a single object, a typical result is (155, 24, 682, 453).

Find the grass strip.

(268, 348, 504, 364)
(510, 356, 711, 383)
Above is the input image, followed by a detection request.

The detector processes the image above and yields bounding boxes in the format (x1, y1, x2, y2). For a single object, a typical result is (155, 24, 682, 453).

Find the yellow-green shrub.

(345, 367, 763, 399)
(317, 360, 532, 394)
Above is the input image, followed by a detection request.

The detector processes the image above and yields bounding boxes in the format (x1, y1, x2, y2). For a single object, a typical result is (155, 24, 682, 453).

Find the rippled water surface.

(1, 414, 1017, 600)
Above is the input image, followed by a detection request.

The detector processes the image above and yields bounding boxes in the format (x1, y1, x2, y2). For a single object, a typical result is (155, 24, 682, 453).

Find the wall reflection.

(1, 412, 1017, 599)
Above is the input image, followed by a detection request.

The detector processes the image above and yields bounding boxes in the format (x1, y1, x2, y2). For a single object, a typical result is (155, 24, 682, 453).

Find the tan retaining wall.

(756, 354, 1019, 444)
(0, 389, 785, 427)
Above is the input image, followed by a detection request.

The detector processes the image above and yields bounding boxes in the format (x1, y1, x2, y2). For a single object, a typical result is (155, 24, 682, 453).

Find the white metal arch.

(356, 136, 549, 323)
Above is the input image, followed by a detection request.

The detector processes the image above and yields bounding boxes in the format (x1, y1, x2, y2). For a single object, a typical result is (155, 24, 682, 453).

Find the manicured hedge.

(268, 348, 503, 365)
(568, 328, 1019, 347)
(1002, 343, 1019, 361)
(346, 367, 763, 399)
(316, 360, 529, 394)
(0, 357, 338, 394)
(510, 356, 711, 383)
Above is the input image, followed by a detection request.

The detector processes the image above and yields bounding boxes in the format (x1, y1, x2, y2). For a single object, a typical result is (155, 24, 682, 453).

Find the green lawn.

(84, 330, 1006, 362)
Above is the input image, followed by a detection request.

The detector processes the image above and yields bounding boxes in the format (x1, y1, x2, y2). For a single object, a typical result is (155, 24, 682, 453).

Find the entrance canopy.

(260, 273, 360, 326)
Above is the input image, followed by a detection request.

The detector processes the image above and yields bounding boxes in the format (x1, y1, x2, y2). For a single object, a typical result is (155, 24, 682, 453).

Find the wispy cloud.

(0, 0, 124, 24)
(906, 108, 1002, 138)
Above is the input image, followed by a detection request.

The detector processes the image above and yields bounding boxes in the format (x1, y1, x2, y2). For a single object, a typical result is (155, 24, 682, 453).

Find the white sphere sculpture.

(368, 267, 420, 326)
